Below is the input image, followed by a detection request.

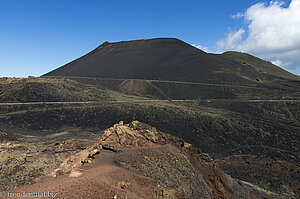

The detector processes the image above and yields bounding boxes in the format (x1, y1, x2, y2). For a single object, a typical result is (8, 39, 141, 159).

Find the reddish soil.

(185, 147, 234, 199)
(2, 121, 292, 199)
(7, 150, 162, 199)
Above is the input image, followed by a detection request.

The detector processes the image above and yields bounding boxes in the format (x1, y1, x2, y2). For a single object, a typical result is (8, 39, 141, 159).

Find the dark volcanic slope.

(221, 51, 297, 80)
(0, 77, 111, 102)
(44, 38, 299, 86)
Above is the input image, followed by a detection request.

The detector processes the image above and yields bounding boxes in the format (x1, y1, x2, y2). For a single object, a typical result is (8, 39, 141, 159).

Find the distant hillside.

(0, 77, 112, 102)
(221, 51, 297, 80)
(43, 38, 299, 86)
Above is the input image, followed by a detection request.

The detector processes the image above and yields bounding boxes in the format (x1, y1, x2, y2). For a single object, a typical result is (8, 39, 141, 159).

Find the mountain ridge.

(43, 38, 298, 86)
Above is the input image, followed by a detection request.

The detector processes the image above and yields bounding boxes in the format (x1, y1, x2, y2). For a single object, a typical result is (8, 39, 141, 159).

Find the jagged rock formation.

(5, 121, 294, 198)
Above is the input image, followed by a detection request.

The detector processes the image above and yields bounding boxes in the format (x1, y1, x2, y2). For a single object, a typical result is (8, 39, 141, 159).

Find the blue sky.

(0, 0, 299, 77)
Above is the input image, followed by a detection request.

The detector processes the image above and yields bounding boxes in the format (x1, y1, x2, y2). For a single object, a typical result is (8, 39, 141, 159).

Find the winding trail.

(0, 99, 299, 106)
(43, 75, 266, 89)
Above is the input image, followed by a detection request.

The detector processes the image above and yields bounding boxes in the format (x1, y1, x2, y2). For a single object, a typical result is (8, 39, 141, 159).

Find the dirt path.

(0, 99, 298, 106)
(43, 75, 266, 89)
(3, 149, 161, 199)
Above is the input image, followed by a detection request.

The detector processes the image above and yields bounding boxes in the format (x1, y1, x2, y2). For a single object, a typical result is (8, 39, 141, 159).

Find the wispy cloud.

(192, 44, 209, 52)
(217, 0, 300, 75)
(231, 12, 244, 19)
(217, 28, 245, 50)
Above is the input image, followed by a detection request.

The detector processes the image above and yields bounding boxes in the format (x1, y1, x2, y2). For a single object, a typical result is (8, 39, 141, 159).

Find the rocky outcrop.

(50, 121, 166, 177)
(100, 120, 166, 150)
(39, 121, 294, 199)
(2, 121, 295, 198)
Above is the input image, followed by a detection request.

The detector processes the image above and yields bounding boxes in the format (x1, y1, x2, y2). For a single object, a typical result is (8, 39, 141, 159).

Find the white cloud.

(217, 28, 245, 50)
(217, 0, 300, 75)
(192, 44, 209, 52)
(231, 12, 244, 19)
(271, 60, 284, 66)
